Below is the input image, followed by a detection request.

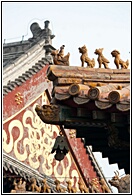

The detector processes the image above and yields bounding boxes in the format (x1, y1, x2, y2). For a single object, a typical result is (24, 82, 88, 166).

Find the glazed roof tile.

(47, 65, 130, 112)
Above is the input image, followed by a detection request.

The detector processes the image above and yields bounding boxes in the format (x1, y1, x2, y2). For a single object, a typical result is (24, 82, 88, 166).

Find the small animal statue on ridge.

(41, 178, 51, 193)
(111, 50, 129, 69)
(54, 179, 66, 192)
(30, 178, 41, 192)
(94, 48, 110, 68)
(89, 178, 100, 193)
(58, 45, 65, 58)
(10, 179, 18, 193)
(78, 45, 95, 68)
(51, 45, 70, 66)
(66, 180, 77, 193)
(108, 171, 130, 193)
(78, 181, 89, 193)
(10, 178, 26, 193)
(99, 178, 111, 193)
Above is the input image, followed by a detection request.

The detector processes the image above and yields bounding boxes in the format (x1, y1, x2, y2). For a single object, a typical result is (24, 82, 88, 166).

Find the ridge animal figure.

(94, 48, 110, 68)
(66, 180, 77, 193)
(111, 50, 129, 69)
(89, 179, 100, 193)
(58, 45, 65, 58)
(78, 181, 89, 193)
(41, 179, 51, 193)
(54, 179, 66, 193)
(51, 45, 70, 66)
(10, 179, 18, 193)
(30, 178, 41, 193)
(10, 178, 26, 193)
(79, 45, 95, 68)
(99, 178, 111, 193)
(108, 171, 130, 193)
(17, 178, 26, 192)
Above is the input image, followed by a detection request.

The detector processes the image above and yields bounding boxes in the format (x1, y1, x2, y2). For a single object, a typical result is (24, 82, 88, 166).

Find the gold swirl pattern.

(13, 120, 27, 161)
(3, 91, 80, 185)
(3, 127, 13, 153)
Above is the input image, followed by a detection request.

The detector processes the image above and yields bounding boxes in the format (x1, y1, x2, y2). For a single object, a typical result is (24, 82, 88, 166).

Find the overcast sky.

(2, 2, 130, 193)
(2, 1, 131, 69)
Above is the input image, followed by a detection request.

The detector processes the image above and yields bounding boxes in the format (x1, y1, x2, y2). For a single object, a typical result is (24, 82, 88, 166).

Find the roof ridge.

(3, 39, 46, 73)
(3, 57, 50, 96)
(83, 142, 112, 192)
(3, 152, 67, 192)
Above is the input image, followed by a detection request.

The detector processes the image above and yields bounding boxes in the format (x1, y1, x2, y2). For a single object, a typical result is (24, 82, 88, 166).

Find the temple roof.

(3, 40, 55, 87)
(3, 153, 66, 193)
(3, 19, 129, 193)
(35, 64, 129, 174)
(47, 65, 130, 112)
(3, 40, 32, 67)
(3, 41, 56, 97)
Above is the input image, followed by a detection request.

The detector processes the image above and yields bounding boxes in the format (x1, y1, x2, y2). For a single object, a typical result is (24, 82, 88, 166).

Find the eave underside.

(35, 65, 130, 174)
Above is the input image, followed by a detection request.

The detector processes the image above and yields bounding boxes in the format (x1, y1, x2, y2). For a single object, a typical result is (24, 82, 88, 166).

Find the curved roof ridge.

(3, 57, 50, 96)
(3, 152, 67, 192)
(3, 40, 47, 84)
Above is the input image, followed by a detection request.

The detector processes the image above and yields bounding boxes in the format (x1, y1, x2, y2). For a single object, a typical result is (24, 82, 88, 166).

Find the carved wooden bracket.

(35, 104, 60, 124)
